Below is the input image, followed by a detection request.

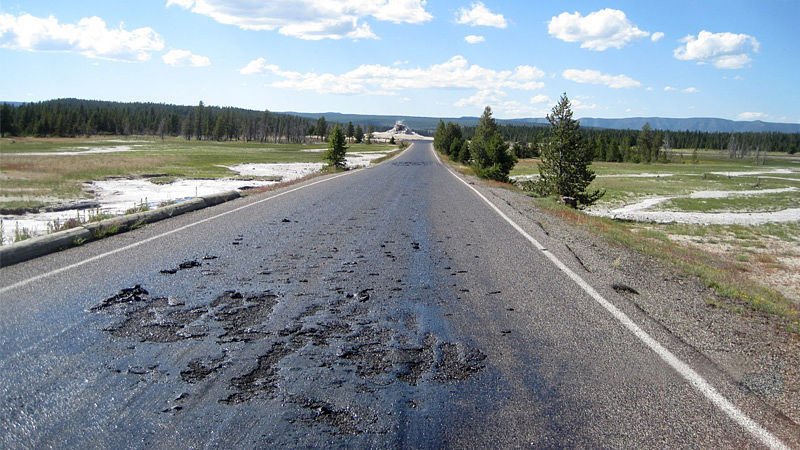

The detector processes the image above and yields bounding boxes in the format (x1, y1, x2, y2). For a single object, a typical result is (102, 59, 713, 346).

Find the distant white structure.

(371, 121, 431, 141)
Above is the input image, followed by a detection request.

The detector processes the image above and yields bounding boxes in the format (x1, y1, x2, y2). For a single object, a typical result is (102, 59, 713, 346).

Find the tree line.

(461, 122, 800, 159)
(434, 106, 516, 182)
(0, 99, 377, 144)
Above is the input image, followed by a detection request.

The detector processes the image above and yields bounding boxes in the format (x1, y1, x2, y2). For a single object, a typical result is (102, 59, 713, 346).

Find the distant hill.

(574, 117, 800, 133)
(286, 111, 800, 134)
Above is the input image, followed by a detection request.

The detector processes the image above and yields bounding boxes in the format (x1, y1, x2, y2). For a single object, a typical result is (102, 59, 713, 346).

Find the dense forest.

(461, 122, 800, 159)
(0, 98, 330, 143)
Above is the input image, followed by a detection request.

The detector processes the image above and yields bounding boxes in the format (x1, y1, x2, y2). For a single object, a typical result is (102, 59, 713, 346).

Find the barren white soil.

(3, 145, 140, 156)
(588, 187, 800, 225)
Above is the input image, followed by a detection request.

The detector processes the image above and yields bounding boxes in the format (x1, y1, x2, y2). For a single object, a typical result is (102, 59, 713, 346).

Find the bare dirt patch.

(671, 234, 800, 306)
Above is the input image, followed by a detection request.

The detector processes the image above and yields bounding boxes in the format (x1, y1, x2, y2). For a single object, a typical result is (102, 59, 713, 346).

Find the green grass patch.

(0, 136, 399, 210)
(658, 191, 800, 213)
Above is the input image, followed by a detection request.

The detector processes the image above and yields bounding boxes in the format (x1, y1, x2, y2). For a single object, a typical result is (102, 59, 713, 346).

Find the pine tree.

(346, 121, 355, 142)
(638, 122, 656, 163)
(326, 125, 347, 169)
(433, 120, 446, 153)
(470, 106, 516, 181)
(194, 101, 205, 140)
(354, 125, 364, 143)
(537, 93, 602, 208)
(315, 116, 328, 141)
(1, 103, 15, 137)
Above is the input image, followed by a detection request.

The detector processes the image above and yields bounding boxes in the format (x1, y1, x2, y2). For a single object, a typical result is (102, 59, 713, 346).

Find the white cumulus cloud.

(240, 55, 545, 95)
(166, 0, 432, 40)
(547, 8, 649, 51)
(651, 31, 664, 42)
(455, 2, 507, 28)
(674, 30, 759, 69)
(0, 13, 164, 61)
(162, 49, 210, 67)
(454, 89, 504, 107)
(738, 111, 767, 121)
(563, 69, 641, 89)
(464, 34, 485, 44)
(239, 57, 278, 75)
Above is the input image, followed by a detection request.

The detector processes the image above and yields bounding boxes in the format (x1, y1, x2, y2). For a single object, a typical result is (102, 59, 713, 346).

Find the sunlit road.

(1, 141, 795, 448)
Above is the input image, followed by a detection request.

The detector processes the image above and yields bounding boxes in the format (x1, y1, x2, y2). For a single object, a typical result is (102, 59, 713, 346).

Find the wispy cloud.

(548, 8, 649, 51)
(563, 69, 641, 88)
(162, 49, 210, 67)
(665, 85, 698, 93)
(571, 97, 598, 112)
(455, 89, 549, 118)
(166, 0, 432, 40)
(674, 30, 759, 69)
(530, 94, 552, 104)
(0, 13, 164, 61)
(737, 111, 767, 120)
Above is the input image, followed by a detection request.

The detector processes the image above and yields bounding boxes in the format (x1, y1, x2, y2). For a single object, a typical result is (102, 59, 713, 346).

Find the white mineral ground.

(1, 153, 387, 244)
(511, 173, 676, 181)
(587, 187, 800, 225)
(2, 145, 139, 156)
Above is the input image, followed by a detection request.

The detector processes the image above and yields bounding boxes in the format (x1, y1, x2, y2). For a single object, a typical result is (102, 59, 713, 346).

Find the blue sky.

(1, 0, 798, 122)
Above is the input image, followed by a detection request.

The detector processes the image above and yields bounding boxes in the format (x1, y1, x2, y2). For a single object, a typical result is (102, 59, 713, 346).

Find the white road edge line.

(432, 146, 789, 450)
(0, 170, 357, 295)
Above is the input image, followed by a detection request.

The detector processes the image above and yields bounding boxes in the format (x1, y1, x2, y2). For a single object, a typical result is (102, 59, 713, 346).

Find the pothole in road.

(92, 287, 207, 342)
(181, 351, 229, 384)
(221, 342, 294, 404)
(290, 395, 362, 436)
(212, 290, 278, 343)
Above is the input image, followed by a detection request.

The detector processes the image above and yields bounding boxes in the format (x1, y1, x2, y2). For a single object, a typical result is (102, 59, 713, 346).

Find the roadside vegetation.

(526, 93, 603, 208)
(438, 96, 799, 332)
(325, 125, 347, 169)
(434, 106, 516, 181)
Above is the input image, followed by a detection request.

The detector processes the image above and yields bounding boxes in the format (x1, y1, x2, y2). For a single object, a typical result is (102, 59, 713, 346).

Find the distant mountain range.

(570, 117, 800, 133)
(286, 111, 800, 134)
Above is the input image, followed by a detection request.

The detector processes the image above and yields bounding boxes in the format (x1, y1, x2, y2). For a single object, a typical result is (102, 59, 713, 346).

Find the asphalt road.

(0, 141, 796, 448)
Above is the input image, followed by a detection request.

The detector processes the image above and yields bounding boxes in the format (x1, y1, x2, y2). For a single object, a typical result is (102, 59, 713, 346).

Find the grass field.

(509, 149, 800, 327)
(0, 136, 397, 211)
(512, 151, 800, 205)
